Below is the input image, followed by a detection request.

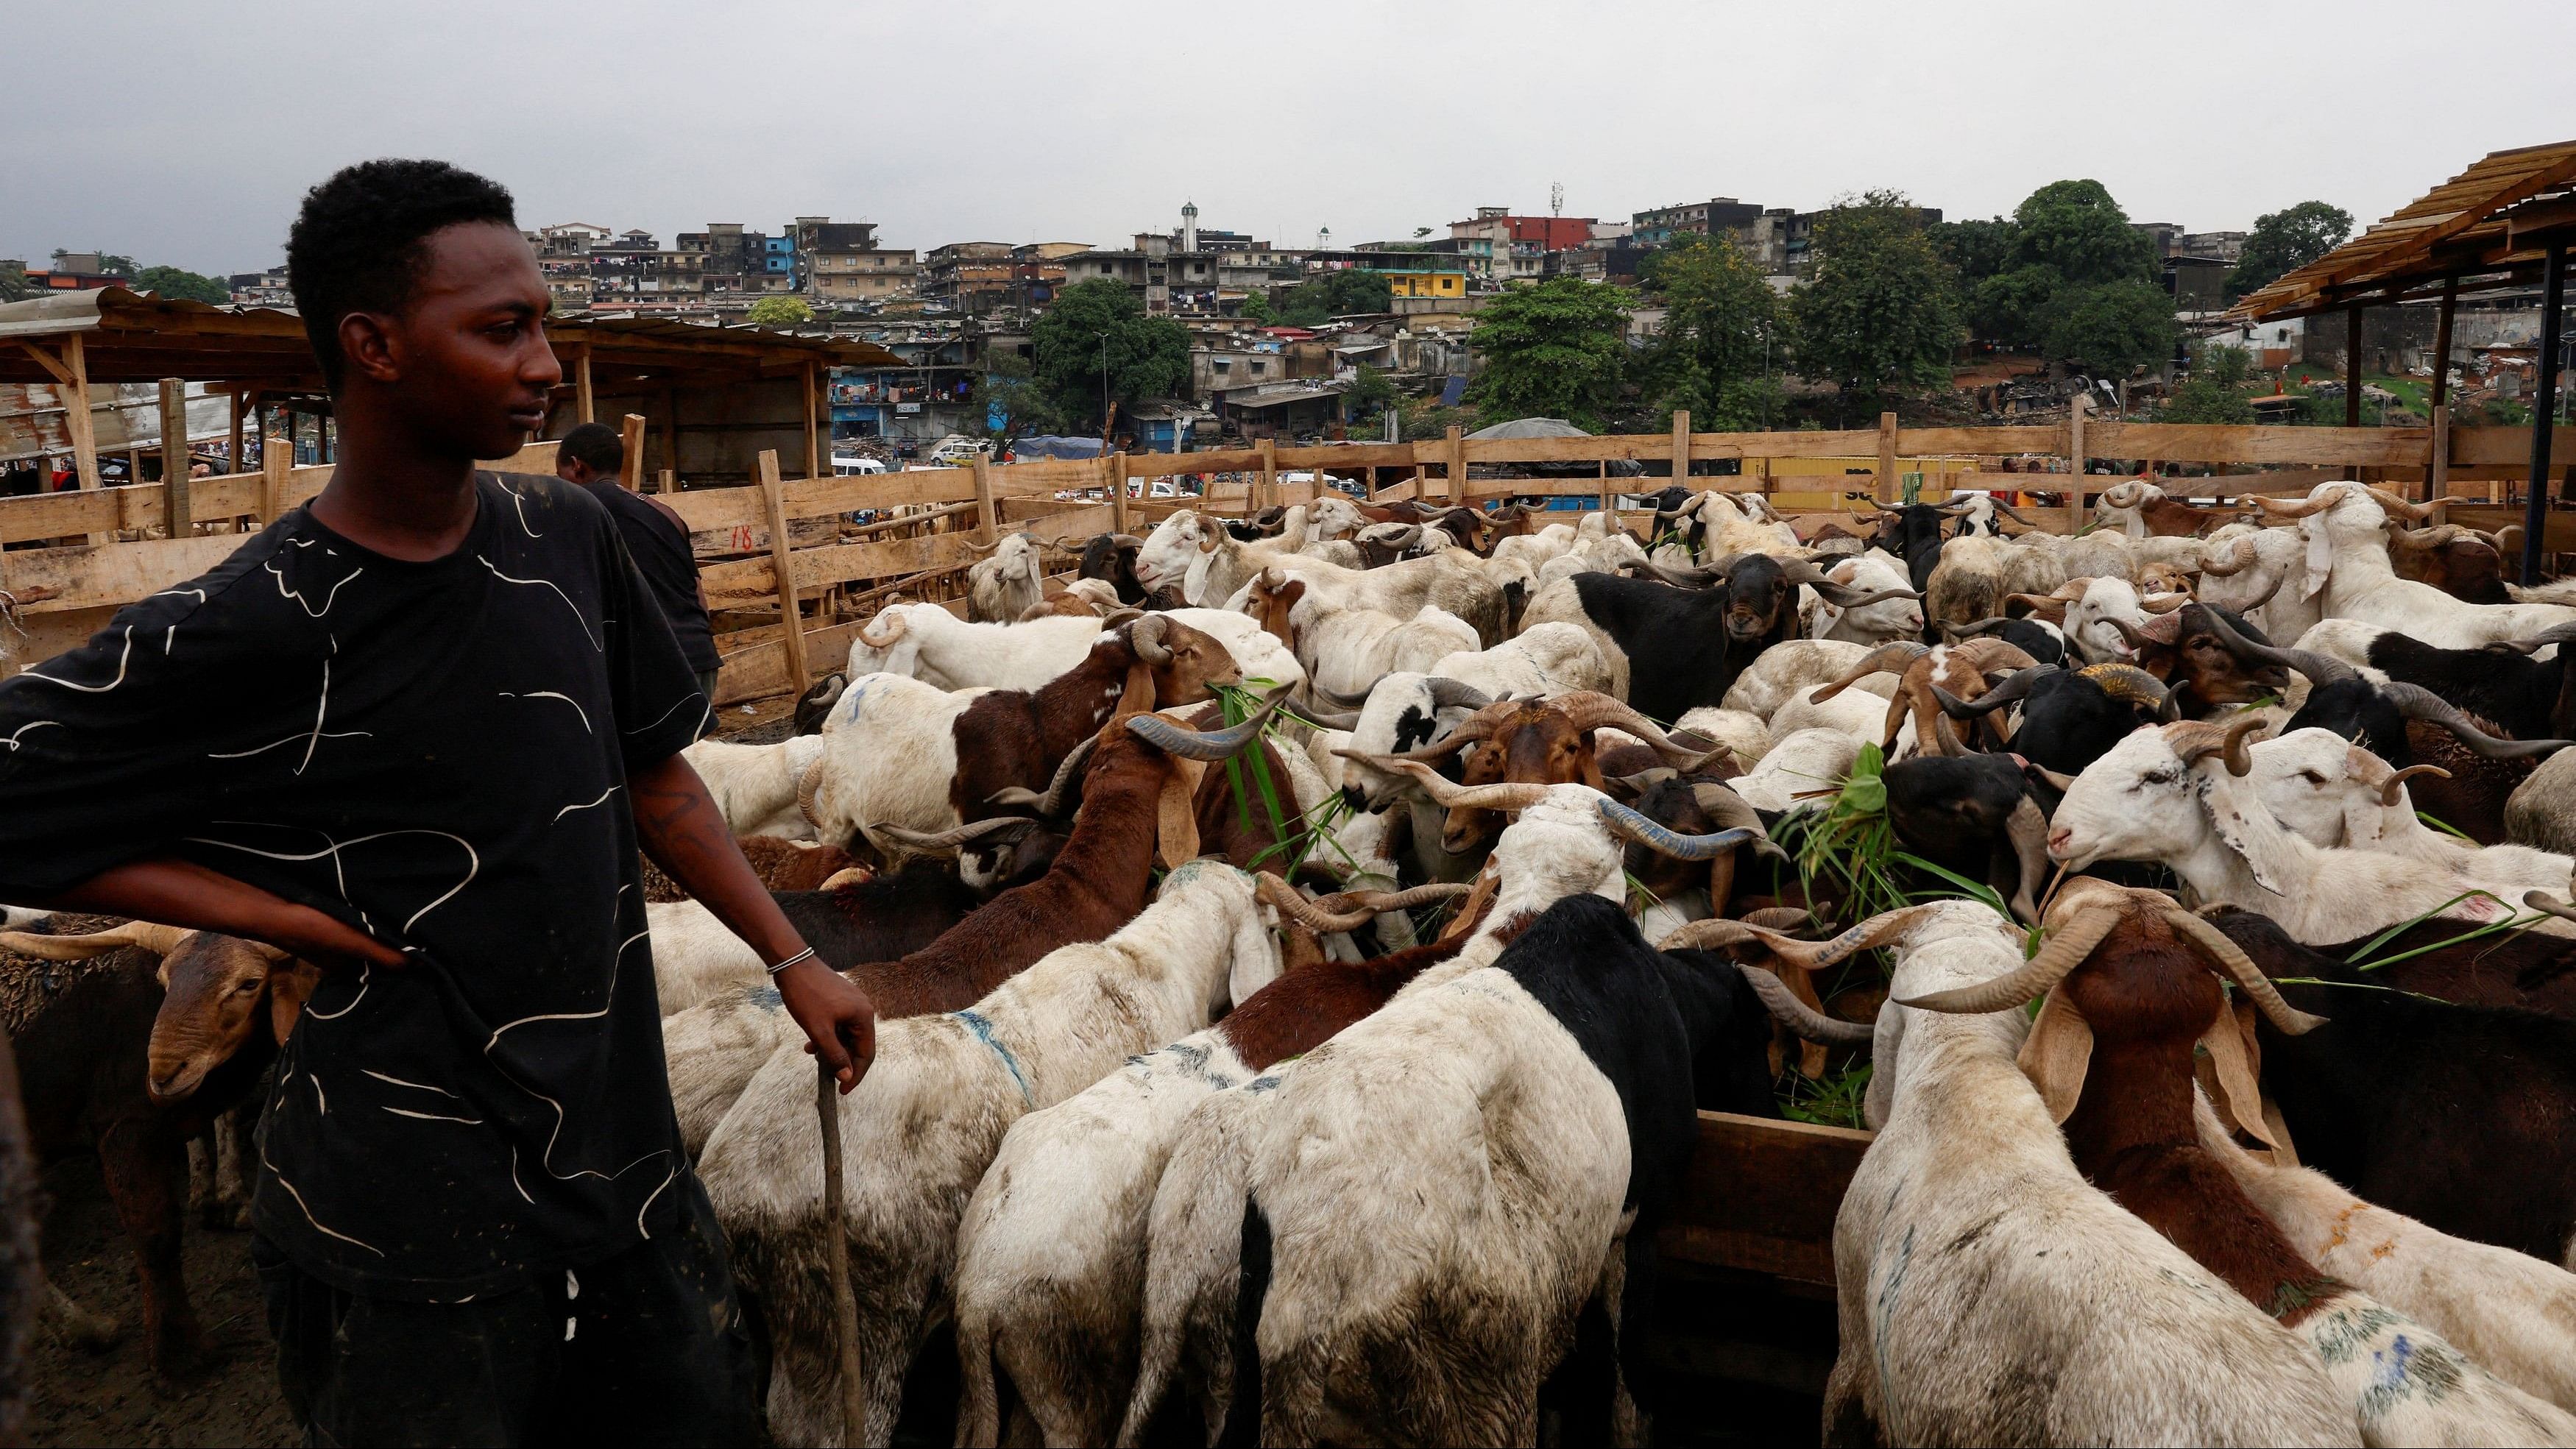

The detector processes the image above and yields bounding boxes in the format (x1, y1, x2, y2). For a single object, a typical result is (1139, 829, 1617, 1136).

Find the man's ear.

(339, 310, 403, 386)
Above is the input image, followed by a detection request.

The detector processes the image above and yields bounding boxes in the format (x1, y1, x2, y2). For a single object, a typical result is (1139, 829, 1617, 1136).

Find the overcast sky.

(8, 0, 2571, 278)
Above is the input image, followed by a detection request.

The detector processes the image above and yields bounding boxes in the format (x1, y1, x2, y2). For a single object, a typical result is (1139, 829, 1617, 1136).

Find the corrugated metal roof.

(2229, 141, 2576, 322)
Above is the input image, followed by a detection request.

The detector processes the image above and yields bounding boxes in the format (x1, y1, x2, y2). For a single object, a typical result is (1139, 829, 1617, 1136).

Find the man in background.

(556, 422, 721, 710)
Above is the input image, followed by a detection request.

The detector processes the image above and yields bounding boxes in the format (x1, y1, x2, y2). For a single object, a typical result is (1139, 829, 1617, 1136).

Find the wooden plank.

(619, 413, 645, 492)
(701, 528, 994, 603)
(1690, 429, 1882, 461)
(576, 351, 595, 424)
(1894, 425, 2064, 456)
(802, 361, 820, 484)
(1107, 452, 1128, 534)
(2066, 394, 2089, 531)
(1273, 442, 1418, 470)
(7, 533, 253, 612)
(159, 378, 191, 536)
(486, 439, 562, 475)
(1876, 412, 1898, 503)
(757, 450, 809, 690)
(2087, 421, 2429, 467)
(63, 336, 100, 498)
(971, 453, 999, 545)
(259, 435, 289, 524)
(1657, 1111, 1873, 1287)
(1671, 409, 1691, 486)
(2452, 504, 2576, 555)
(2455, 425, 2576, 467)
(1258, 436, 1278, 513)
(2430, 405, 2451, 515)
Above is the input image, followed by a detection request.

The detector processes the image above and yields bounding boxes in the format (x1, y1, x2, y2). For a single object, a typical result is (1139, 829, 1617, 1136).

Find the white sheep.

(2263, 483, 2576, 648)
(1718, 639, 1896, 722)
(1727, 726, 1860, 814)
(682, 733, 827, 840)
(1695, 903, 2358, 1446)
(2050, 717, 2576, 943)
(842, 603, 1303, 695)
(966, 531, 1050, 623)
(1800, 549, 1924, 645)
(2248, 728, 2575, 889)
(697, 860, 1284, 1447)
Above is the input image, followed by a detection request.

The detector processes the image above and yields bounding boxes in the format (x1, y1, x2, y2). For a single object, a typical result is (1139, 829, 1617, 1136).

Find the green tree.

(1969, 263, 2062, 347)
(1461, 277, 1634, 431)
(0, 265, 26, 303)
(2163, 343, 2257, 424)
(1636, 235, 1782, 429)
(1931, 216, 2018, 285)
(1239, 288, 1278, 325)
(1342, 365, 1401, 433)
(1788, 193, 1964, 411)
(2043, 280, 2179, 380)
(1030, 278, 1191, 427)
(2011, 179, 2158, 286)
(744, 295, 813, 327)
(132, 265, 229, 305)
(1273, 269, 1393, 327)
(2225, 200, 2354, 301)
(972, 352, 1066, 450)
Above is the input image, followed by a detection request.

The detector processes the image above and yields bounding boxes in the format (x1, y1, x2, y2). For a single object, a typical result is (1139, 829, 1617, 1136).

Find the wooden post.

(1598, 458, 1610, 512)
(803, 361, 822, 482)
(2344, 306, 2366, 430)
(1257, 437, 1278, 515)
(575, 350, 595, 424)
(619, 413, 647, 492)
(758, 450, 811, 690)
(2429, 404, 2451, 520)
(159, 378, 191, 537)
(970, 451, 999, 544)
(226, 386, 245, 476)
(1444, 425, 1466, 506)
(1671, 409, 1691, 491)
(2427, 277, 2459, 501)
(63, 336, 102, 498)
(260, 433, 289, 525)
(1107, 452, 1129, 534)
(1876, 411, 1898, 504)
(2066, 393, 2090, 531)
(2519, 241, 2566, 587)
(657, 468, 674, 496)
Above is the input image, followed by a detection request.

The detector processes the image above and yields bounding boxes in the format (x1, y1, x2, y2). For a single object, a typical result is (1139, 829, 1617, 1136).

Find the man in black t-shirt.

(0, 160, 876, 1445)
(553, 422, 722, 712)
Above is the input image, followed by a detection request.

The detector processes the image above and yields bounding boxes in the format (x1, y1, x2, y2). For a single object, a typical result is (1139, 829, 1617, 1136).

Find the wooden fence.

(6, 408, 2574, 703)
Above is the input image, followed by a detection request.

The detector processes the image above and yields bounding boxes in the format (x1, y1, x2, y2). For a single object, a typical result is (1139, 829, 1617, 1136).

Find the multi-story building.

(531, 222, 608, 309)
(790, 218, 917, 305)
(1443, 208, 1598, 281)
(677, 224, 793, 308)
(1631, 198, 1767, 248)
(923, 242, 1014, 313)
(585, 230, 662, 305)
(227, 267, 294, 306)
(1005, 241, 1088, 311)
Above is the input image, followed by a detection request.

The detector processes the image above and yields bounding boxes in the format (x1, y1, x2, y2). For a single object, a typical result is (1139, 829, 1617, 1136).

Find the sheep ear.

(2197, 997, 2290, 1158)
(1156, 762, 1206, 869)
(2015, 985, 2093, 1124)
(2205, 801, 2288, 895)
(269, 960, 324, 1046)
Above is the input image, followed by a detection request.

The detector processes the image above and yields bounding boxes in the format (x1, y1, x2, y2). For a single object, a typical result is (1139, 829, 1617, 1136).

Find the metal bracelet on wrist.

(765, 946, 819, 977)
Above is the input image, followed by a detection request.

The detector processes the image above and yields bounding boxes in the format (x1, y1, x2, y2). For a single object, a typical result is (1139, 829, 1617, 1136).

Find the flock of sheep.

(21, 470, 2576, 1446)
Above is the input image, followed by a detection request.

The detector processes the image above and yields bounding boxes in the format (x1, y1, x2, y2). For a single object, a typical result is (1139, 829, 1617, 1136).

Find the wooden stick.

(1876, 411, 1898, 504)
(1106, 451, 1128, 534)
(1445, 425, 1466, 506)
(260, 434, 289, 525)
(576, 350, 595, 425)
(815, 1058, 866, 1448)
(1257, 437, 1278, 513)
(804, 361, 823, 485)
(970, 453, 999, 545)
(758, 450, 810, 689)
(1671, 408, 1691, 490)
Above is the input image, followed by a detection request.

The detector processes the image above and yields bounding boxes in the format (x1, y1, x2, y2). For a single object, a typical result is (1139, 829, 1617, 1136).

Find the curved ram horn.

(1733, 964, 1879, 1045)
(857, 608, 910, 648)
(1627, 559, 1718, 588)
(964, 536, 1002, 555)
(2198, 536, 2260, 576)
(1934, 666, 2047, 718)
(2138, 593, 2190, 614)
(2003, 592, 2071, 623)
(2522, 890, 2576, 927)
(1369, 759, 1550, 812)
(1315, 675, 1386, 708)
(1597, 798, 1754, 860)
(2491, 620, 2576, 655)
(797, 757, 829, 830)
(2082, 662, 2177, 719)
(871, 816, 1036, 852)
(1941, 616, 2017, 641)
(1661, 904, 1942, 974)
(2382, 683, 2575, 760)
(2171, 714, 2268, 777)
(1256, 875, 1471, 934)
(1895, 902, 2120, 1015)
(1293, 700, 1363, 729)
(1993, 499, 2038, 527)
(1552, 692, 1719, 767)
(1106, 533, 1147, 548)
(2200, 611, 2355, 686)
(1688, 782, 1789, 861)
(2100, 480, 2148, 510)
(1811, 577, 1923, 611)
(2000, 797, 2050, 925)
(1125, 693, 1287, 762)
(2249, 484, 2357, 519)
(1425, 677, 1495, 712)
(2362, 486, 2436, 523)
(1812, 641, 1931, 703)
(2388, 523, 2466, 552)
(988, 735, 1099, 818)
(1129, 612, 1175, 667)
(1926, 496, 1978, 513)
(2159, 905, 2329, 1034)
(2375, 762, 2450, 807)
(1328, 705, 1501, 765)
(0, 921, 191, 960)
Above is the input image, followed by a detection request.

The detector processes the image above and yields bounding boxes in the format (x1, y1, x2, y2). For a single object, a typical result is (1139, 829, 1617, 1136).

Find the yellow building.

(1377, 269, 1466, 299)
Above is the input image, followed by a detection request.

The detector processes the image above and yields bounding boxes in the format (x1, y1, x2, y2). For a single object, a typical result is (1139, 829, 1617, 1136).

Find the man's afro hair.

(286, 158, 517, 392)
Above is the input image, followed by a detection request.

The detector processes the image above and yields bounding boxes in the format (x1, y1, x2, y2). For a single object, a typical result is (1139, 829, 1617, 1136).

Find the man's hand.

(629, 751, 876, 1088)
(778, 957, 877, 1093)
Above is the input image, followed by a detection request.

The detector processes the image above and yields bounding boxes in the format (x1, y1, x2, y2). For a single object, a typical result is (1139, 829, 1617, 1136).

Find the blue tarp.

(1011, 435, 1107, 460)
(1440, 375, 1468, 407)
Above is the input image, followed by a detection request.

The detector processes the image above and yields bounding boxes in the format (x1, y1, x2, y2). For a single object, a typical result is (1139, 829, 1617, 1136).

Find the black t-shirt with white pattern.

(0, 473, 708, 1298)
